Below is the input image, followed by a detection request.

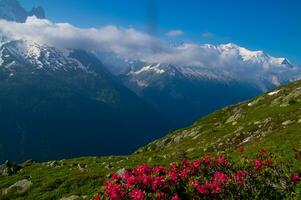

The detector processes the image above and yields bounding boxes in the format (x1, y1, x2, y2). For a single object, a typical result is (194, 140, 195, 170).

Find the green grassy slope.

(1, 80, 301, 199)
(136, 79, 301, 162)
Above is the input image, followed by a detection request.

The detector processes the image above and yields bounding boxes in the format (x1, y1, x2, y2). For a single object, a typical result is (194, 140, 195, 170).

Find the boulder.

(22, 159, 36, 167)
(60, 195, 88, 200)
(1, 179, 32, 196)
(116, 168, 126, 179)
(0, 160, 21, 176)
(105, 163, 113, 169)
(77, 164, 87, 172)
(282, 120, 293, 126)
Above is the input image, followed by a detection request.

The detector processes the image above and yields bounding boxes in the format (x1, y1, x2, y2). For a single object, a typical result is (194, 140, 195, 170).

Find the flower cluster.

(95, 149, 301, 199)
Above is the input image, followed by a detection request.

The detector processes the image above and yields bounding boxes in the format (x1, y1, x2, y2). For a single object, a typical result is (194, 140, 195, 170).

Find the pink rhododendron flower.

(259, 148, 266, 156)
(216, 156, 228, 166)
(192, 160, 201, 170)
(94, 194, 100, 200)
(208, 182, 222, 194)
(133, 163, 151, 176)
(167, 169, 179, 182)
(152, 175, 166, 190)
(265, 159, 272, 166)
(104, 182, 125, 200)
(180, 168, 189, 179)
(291, 173, 301, 184)
(124, 172, 137, 189)
(171, 194, 180, 200)
(152, 166, 165, 174)
(129, 189, 145, 200)
(96, 148, 298, 199)
(202, 154, 211, 165)
(111, 173, 122, 181)
(141, 174, 152, 186)
(197, 184, 209, 195)
(155, 191, 166, 200)
(170, 162, 178, 169)
(253, 159, 262, 170)
(213, 172, 228, 184)
(235, 170, 248, 185)
(237, 146, 245, 152)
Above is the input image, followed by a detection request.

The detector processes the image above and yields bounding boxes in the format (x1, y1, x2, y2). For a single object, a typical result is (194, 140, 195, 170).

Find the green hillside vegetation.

(1, 79, 301, 199)
(137, 79, 301, 163)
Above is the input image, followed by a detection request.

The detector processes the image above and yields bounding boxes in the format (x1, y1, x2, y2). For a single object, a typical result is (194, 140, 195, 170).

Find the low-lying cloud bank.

(0, 16, 162, 59)
(0, 16, 300, 83)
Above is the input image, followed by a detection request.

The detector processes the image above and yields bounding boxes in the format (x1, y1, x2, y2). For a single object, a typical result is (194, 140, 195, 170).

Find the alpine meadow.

(0, 0, 301, 199)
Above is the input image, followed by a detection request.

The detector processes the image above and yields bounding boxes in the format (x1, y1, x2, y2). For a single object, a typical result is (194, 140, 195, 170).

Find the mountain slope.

(136, 78, 301, 161)
(95, 43, 301, 128)
(120, 63, 262, 126)
(1, 78, 301, 200)
(0, 0, 45, 22)
(0, 40, 170, 163)
(117, 51, 300, 128)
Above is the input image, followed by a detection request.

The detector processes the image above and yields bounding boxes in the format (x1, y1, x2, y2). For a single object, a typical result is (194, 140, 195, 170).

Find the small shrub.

(94, 149, 301, 199)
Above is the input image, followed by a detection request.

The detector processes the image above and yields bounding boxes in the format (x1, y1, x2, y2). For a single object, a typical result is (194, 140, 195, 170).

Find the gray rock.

(0, 160, 21, 176)
(22, 159, 36, 167)
(186, 148, 195, 153)
(282, 120, 293, 126)
(70, 163, 77, 167)
(60, 195, 86, 200)
(59, 160, 66, 166)
(49, 161, 59, 167)
(77, 164, 87, 172)
(226, 108, 242, 124)
(105, 163, 113, 169)
(116, 168, 127, 178)
(192, 135, 200, 140)
(174, 135, 183, 143)
(1, 179, 32, 196)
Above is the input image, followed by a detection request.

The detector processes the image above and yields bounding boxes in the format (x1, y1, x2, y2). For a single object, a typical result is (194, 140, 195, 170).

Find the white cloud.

(0, 17, 299, 85)
(0, 16, 162, 59)
(166, 29, 184, 37)
(202, 31, 215, 38)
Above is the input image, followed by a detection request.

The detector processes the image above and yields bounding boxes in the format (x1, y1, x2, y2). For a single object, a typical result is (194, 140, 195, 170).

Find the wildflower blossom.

(171, 194, 180, 200)
(235, 170, 248, 185)
(152, 176, 165, 190)
(96, 150, 299, 199)
(291, 173, 301, 184)
(129, 189, 145, 200)
(213, 172, 228, 184)
(253, 159, 262, 170)
(216, 155, 228, 166)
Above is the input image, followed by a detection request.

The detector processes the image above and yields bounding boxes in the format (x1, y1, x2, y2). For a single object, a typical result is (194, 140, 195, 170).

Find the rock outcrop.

(0, 160, 21, 176)
(0, 179, 32, 198)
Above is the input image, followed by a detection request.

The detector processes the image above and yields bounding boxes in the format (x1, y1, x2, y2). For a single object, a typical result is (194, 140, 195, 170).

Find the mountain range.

(99, 43, 301, 126)
(1, 67, 301, 200)
(0, 38, 170, 162)
(0, 0, 45, 22)
(0, 0, 301, 163)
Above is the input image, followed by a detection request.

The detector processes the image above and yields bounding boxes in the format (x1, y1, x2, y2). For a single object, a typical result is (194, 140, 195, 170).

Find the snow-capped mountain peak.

(0, 0, 45, 22)
(238, 47, 267, 62)
(219, 43, 239, 50)
(118, 42, 300, 92)
(0, 0, 27, 22)
(28, 6, 45, 19)
(0, 39, 97, 77)
(218, 43, 287, 65)
(130, 63, 165, 75)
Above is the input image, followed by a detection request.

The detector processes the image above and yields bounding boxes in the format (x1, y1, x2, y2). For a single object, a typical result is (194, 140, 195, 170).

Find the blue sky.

(19, 0, 301, 64)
